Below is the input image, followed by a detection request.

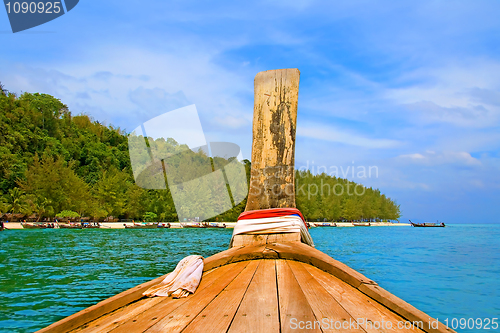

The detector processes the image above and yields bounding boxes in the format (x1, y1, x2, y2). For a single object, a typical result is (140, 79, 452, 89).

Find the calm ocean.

(0, 224, 498, 332)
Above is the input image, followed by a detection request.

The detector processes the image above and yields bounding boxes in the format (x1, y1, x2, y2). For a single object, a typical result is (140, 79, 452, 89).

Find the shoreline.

(335, 222, 410, 227)
(1, 222, 411, 230)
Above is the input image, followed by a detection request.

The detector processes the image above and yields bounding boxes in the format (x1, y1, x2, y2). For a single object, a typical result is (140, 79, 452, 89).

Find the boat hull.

(21, 223, 56, 229)
(125, 223, 158, 229)
(58, 224, 83, 229)
(411, 224, 445, 227)
(180, 223, 207, 228)
(37, 241, 456, 333)
(411, 223, 445, 227)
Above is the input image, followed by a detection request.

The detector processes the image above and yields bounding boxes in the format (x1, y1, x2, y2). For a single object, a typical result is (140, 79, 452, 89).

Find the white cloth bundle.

(230, 215, 314, 247)
(143, 255, 204, 298)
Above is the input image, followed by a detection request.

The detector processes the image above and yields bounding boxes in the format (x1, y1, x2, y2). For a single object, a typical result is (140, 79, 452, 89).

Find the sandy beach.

(2, 222, 410, 229)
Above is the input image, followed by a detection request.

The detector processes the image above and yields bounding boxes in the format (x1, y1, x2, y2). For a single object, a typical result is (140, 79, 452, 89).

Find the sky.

(1, 0, 499, 223)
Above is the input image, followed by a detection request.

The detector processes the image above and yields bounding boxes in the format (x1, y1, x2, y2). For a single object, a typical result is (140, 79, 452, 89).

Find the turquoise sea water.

(0, 224, 499, 332)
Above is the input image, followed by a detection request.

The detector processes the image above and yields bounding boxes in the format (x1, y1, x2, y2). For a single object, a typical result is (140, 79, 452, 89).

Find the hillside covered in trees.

(0, 86, 400, 222)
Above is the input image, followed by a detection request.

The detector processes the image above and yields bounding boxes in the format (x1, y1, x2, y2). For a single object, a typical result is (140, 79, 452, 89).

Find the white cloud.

(398, 153, 425, 160)
(384, 61, 500, 127)
(140, 105, 207, 149)
(469, 179, 485, 188)
(469, 87, 500, 106)
(129, 87, 190, 117)
(403, 101, 494, 128)
(212, 115, 249, 129)
(2, 45, 255, 134)
(397, 151, 481, 166)
(298, 124, 401, 148)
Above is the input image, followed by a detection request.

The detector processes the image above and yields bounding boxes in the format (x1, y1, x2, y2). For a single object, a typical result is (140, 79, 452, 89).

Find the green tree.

(0, 197, 11, 215)
(92, 167, 131, 217)
(56, 210, 80, 219)
(7, 187, 28, 213)
(26, 196, 53, 221)
(124, 185, 146, 219)
(20, 154, 89, 215)
(143, 211, 158, 222)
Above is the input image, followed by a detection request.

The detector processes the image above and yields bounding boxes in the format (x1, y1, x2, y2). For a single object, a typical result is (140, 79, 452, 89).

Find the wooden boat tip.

(37, 236, 456, 333)
(37, 69, 456, 332)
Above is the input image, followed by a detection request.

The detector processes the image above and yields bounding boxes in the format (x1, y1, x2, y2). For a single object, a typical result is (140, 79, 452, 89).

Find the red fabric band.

(237, 208, 307, 228)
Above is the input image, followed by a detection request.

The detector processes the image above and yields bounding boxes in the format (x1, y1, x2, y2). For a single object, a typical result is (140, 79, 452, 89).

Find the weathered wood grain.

(107, 262, 240, 333)
(266, 242, 377, 287)
(202, 244, 269, 271)
(304, 263, 425, 333)
(227, 260, 280, 333)
(182, 260, 260, 333)
(202, 242, 376, 288)
(231, 232, 300, 247)
(358, 284, 455, 333)
(245, 68, 300, 211)
(288, 260, 365, 333)
(37, 273, 170, 333)
(144, 261, 250, 332)
(276, 260, 321, 333)
(73, 298, 164, 333)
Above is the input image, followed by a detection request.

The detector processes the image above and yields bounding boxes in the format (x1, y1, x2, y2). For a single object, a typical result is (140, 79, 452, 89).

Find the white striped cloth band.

(230, 215, 314, 247)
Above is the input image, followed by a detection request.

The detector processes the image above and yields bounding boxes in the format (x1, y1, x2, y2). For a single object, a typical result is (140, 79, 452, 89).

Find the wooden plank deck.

(72, 260, 423, 333)
(38, 241, 456, 333)
(56, 259, 443, 333)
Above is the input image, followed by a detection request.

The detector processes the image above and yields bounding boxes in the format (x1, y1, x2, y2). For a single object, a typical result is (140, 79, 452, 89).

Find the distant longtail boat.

(410, 220, 446, 227)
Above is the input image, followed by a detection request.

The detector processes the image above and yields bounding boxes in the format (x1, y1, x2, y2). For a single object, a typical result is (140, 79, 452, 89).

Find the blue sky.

(1, 0, 500, 223)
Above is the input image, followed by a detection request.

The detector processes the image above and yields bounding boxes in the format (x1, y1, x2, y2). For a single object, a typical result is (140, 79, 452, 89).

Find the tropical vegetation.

(0, 84, 400, 222)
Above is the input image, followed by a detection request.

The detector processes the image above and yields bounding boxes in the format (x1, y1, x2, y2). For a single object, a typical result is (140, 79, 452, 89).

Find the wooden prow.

(37, 68, 456, 333)
(234, 69, 301, 247)
(245, 68, 300, 211)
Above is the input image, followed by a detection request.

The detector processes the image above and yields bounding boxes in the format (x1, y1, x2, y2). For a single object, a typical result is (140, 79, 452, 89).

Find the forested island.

(0, 85, 401, 222)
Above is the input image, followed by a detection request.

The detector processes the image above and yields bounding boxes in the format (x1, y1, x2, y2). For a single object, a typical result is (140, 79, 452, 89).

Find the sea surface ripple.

(0, 224, 498, 332)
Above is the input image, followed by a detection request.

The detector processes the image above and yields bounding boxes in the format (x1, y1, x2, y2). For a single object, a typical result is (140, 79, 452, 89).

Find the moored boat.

(314, 222, 337, 227)
(353, 222, 371, 226)
(58, 223, 83, 229)
(21, 222, 57, 229)
(82, 222, 101, 229)
(410, 220, 445, 227)
(125, 223, 158, 229)
(204, 222, 226, 228)
(180, 222, 207, 228)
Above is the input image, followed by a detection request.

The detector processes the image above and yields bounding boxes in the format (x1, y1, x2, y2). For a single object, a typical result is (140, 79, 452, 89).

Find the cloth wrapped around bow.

(230, 208, 314, 247)
(143, 255, 204, 298)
